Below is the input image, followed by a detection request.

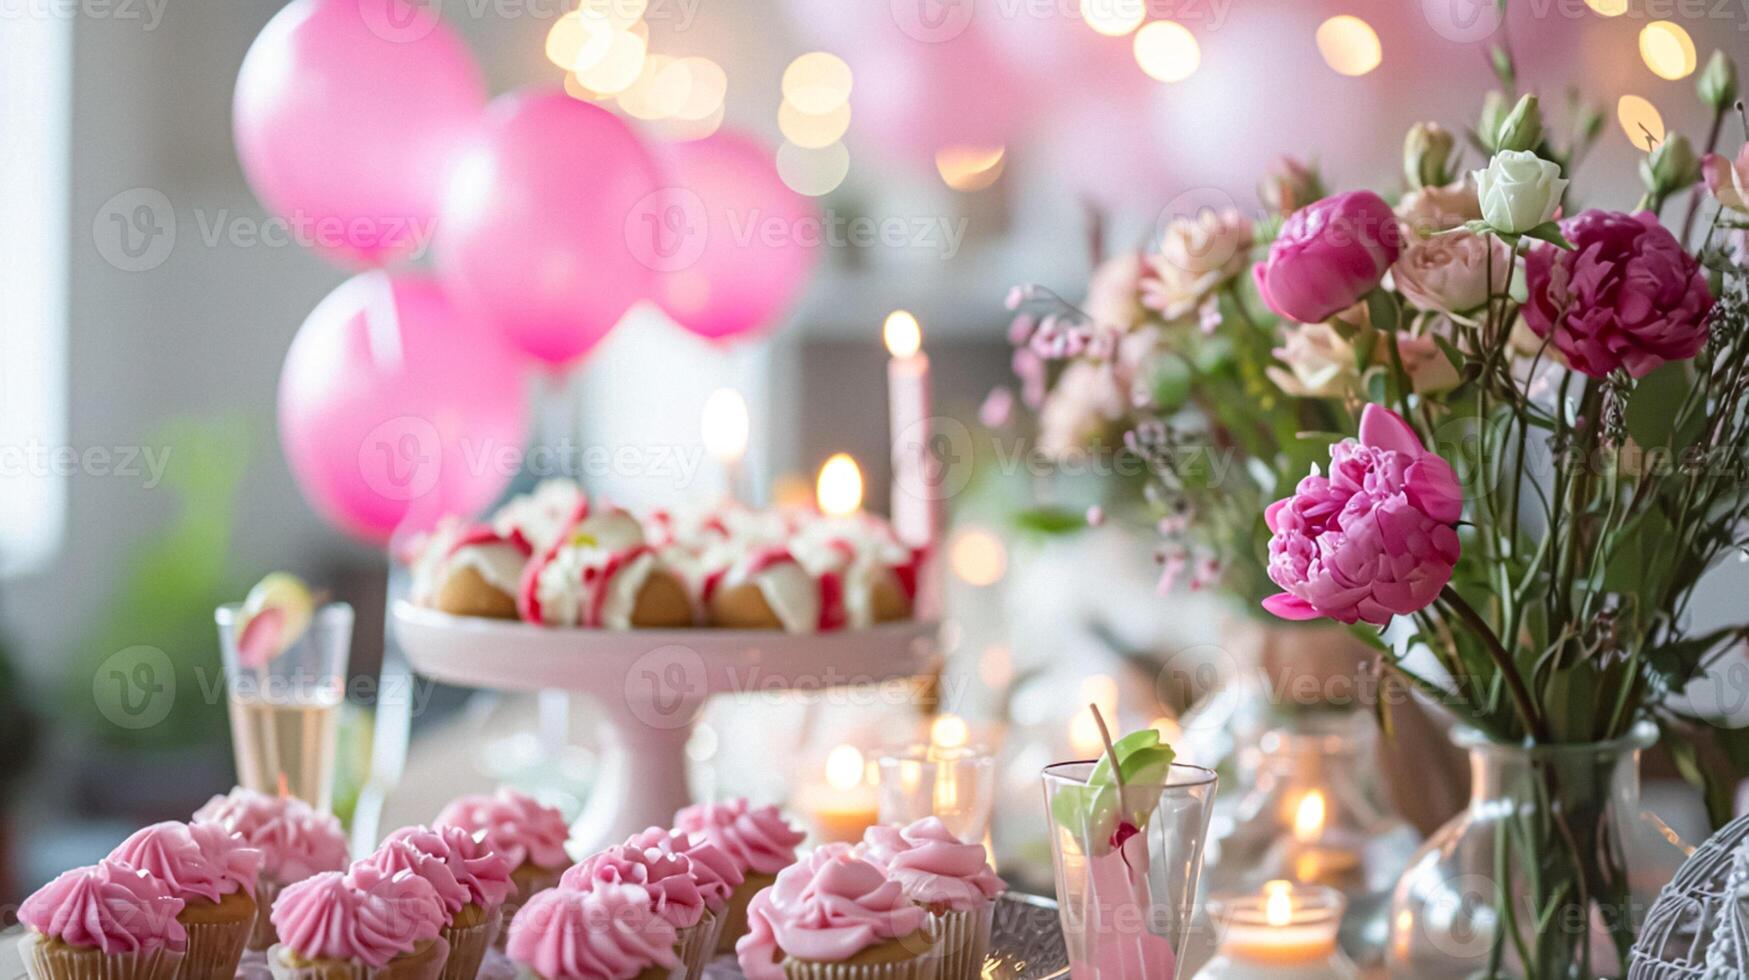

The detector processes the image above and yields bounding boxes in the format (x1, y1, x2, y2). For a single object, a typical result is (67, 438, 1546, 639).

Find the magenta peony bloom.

(1253, 191, 1402, 324)
(1262, 405, 1463, 627)
(1522, 209, 1713, 379)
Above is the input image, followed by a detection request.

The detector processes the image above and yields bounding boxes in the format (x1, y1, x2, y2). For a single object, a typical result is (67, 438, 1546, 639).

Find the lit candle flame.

(884, 310, 921, 359)
(825, 744, 866, 791)
(1264, 880, 1294, 927)
(700, 387, 750, 464)
(1293, 790, 1326, 843)
(816, 453, 863, 517)
(931, 713, 969, 749)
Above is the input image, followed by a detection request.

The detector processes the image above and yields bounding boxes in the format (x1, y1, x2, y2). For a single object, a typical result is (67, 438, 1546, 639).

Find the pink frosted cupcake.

(18, 863, 188, 980)
(370, 826, 514, 980)
(192, 787, 349, 951)
(736, 849, 937, 980)
(267, 865, 449, 980)
(858, 819, 1004, 980)
(561, 842, 712, 979)
(434, 789, 571, 944)
(671, 799, 804, 954)
(107, 821, 263, 980)
(623, 827, 743, 975)
(506, 883, 681, 980)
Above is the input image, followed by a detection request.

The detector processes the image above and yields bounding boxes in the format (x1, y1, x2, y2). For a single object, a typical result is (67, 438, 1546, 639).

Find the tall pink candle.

(884, 311, 939, 616)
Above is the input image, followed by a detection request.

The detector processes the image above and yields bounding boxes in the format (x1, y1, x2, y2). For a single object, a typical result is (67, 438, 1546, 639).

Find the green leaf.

(1150, 353, 1193, 412)
(1521, 221, 1575, 250)
(1012, 507, 1089, 536)
(1624, 361, 1701, 450)
(1365, 288, 1401, 333)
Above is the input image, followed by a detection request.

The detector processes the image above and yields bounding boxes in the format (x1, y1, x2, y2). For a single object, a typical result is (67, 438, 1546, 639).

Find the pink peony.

(1522, 210, 1713, 379)
(1253, 191, 1402, 325)
(1262, 405, 1462, 626)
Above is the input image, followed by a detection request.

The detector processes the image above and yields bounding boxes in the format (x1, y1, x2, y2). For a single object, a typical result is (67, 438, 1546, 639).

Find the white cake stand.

(391, 601, 941, 853)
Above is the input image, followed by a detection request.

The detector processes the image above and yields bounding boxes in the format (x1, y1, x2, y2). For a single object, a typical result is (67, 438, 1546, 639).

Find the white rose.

(1472, 150, 1567, 234)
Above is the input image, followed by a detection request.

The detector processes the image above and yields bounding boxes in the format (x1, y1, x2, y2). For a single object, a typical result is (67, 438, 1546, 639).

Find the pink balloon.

(279, 273, 529, 545)
(649, 131, 820, 343)
(437, 90, 664, 367)
(234, 0, 485, 268)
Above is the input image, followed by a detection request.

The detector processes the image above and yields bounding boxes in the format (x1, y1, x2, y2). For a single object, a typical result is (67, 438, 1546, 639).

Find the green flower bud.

(1404, 122, 1457, 190)
(1494, 94, 1543, 154)
(1640, 133, 1701, 196)
(1699, 50, 1738, 112)
(1477, 91, 1509, 153)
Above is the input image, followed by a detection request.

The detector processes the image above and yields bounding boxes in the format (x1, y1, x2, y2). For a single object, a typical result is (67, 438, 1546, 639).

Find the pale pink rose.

(1142, 209, 1254, 320)
(1082, 252, 1148, 331)
(1394, 326, 1463, 395)
(1702, 146, 1749, 214)
(1262, 405, 1463, 626)
(1038, 360, 1127, 458)
(1266, 321, 1359, 398)
(1392, 229, 1511, 317)
(1258, 157, 1323, 216)
(1395, 180, 1482, 238)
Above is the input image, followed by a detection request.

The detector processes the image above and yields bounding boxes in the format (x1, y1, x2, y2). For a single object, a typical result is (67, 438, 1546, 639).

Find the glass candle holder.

(1200, 711, 1419, 964)
(216, 602, 353, 813)
(1192, 884, 1358, 980)
(1042, 760, 1218, 980)
(876, 743, 997, 844)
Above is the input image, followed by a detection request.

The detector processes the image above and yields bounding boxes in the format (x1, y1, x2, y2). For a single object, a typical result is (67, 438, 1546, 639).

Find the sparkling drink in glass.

(1042, 760, 1218, 980)
(216, 602, 352, 813)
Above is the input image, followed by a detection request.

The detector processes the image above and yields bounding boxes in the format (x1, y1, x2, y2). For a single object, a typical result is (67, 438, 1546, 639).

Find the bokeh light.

(1316, 15, 1381, 77)
(674, 57, 727, 121)
(782, 52, 854, 115)
(1132, 20, 1200, 83)
(777, 140, 850, 196)
(779, 99, 852, 149)
(573, 23, 648, 95)
(1639, 21, 1697, 80)
(1080, 0, 1145, 37)
(1585, 0, 1627, 15)
(935, 144, 1006, 192)
(617, 55, 691, 120)
(949, 526, 1008, 586)
(816, 453, 864, 517)
(1617, 94, 1666, 151)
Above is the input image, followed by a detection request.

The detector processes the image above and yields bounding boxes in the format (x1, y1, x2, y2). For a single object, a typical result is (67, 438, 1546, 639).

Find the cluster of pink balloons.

(237, 0, 819, 544)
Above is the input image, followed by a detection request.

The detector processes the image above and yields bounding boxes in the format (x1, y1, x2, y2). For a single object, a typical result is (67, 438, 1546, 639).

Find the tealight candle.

(1192, 883, 1359, 980)
(793, 743, 879, 844)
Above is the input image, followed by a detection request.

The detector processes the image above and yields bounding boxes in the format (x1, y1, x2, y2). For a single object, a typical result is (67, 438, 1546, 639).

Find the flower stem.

(1440, 585, 1549, 741)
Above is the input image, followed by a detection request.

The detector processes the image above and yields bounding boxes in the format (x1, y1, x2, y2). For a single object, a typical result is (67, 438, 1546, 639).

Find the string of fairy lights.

(542, 1, 1712, 195)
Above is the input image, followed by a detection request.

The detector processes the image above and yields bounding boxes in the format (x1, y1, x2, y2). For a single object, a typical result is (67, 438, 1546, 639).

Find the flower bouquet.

(1007, 44, 1749, 978)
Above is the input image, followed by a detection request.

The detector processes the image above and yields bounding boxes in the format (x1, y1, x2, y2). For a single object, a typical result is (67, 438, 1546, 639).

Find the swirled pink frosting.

(108, 821, 262, 904)
(19, 863, 187, 955)
(560, 843, 704, 930)
(435, 789, 571, 870)
(735, 850, 927, 980)
(507, 883, 679, 980)
(626, 826, 744, 913)
(857, 818, 1005, 912)
(270, 866, 446, 969)
(382, 825, 514, 911)
(363, 839, 471, 918)
(672, 799, 803, 877)
(193, 788, 349, 883)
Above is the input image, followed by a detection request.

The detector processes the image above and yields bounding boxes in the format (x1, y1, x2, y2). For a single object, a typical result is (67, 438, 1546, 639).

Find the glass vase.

(1387, 722, 1689, 979)
(1042, 760, 1219, 979)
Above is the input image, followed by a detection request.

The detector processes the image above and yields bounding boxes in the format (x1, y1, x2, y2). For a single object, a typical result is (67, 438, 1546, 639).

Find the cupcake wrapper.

(20, 933, 184, 980)
(716, 872, 776, 955)
(439, 909, 499, 980)
(265, 938, 450, 980)
(180, 914, 256, 980)
(778, 946, 941, 980)
(688, 910, 725, 980)
(923, 904, 992, 980)
(674, 910, 716, 980)
(248, 882, 283, 953)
